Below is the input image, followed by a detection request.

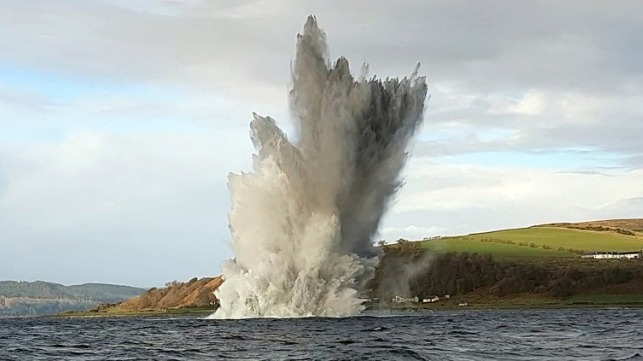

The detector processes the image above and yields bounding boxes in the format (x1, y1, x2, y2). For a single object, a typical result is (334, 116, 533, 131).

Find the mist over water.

(212, 16, 428, 319)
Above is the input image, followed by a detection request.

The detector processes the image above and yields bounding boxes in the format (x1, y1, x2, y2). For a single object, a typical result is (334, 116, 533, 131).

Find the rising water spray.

(211, 16, 428, 318)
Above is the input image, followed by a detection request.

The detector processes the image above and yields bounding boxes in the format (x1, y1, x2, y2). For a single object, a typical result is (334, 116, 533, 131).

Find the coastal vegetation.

(368, 219, 643, 309)
(64, 277, 222, 316)
(370, 244, 643, 299)
(55, 218, 643, 316)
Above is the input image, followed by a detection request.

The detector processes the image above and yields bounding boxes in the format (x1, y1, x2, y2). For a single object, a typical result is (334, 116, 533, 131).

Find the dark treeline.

(368, 240, 643, 300)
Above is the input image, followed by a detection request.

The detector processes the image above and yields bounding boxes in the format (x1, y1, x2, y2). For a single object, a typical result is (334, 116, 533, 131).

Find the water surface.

(1, 309, 642, 360)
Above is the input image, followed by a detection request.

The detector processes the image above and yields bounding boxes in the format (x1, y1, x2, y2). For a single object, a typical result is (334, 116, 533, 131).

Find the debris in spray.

(212, 16, 427, 319)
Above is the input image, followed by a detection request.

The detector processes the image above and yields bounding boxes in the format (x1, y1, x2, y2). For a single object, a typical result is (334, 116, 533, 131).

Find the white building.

(393, 295, 419, 303)
(581, 250, 642, 259)
(422, 296, 440, 303)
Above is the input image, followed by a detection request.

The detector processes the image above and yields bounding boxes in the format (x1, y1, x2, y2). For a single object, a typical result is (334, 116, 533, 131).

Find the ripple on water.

(1, 309, 643, 361)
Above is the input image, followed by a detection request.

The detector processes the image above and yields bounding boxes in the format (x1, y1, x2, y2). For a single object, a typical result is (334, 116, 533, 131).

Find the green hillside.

(471, 227, 643, 251)
(418, 224, 643, 259)
(373, 220, 643, 309)
(418, 236, 573, 259)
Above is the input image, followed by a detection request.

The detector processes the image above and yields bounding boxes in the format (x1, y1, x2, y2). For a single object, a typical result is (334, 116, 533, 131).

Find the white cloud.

(0, 0, 642, 285)
(0, 130, 252, 286)
(380, 159, 643, 238)
(509, 90, 546, 116)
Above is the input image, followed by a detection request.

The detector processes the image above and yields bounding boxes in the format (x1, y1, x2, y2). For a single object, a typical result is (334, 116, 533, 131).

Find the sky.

(1, 0, 641, 288)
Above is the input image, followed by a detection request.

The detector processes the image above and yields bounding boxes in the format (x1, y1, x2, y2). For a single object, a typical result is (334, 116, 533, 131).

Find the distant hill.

(26, 218, 643, 316)
(91, 277, 222, 315)
(538, 218, 643, 233)
(95, 218, 643, 315)
(0, 281, 145, 316)
(373, 218, 643, 307)
(418, 218, 643, 260)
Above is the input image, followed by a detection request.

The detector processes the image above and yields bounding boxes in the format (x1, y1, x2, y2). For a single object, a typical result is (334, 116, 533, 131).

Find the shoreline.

(368, 293, 643, 312)
(54, 296, 643, 318)
(55, 306, 219, 318)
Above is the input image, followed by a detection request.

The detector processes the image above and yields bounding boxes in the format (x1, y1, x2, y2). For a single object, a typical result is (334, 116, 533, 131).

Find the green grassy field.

(417, 226, 643, 259)
(471, 227, 643, 251)
(418, 236, 573, 259)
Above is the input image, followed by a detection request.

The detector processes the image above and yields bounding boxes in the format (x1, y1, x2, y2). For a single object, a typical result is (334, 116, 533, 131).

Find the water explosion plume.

(212, 16, 427, 318)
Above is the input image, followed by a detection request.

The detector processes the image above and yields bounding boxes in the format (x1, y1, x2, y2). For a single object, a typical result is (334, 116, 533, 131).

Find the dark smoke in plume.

(212, 16, 427, 318)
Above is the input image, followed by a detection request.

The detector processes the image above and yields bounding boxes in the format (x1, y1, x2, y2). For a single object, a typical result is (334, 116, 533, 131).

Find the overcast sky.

(1, 0, 641, 287)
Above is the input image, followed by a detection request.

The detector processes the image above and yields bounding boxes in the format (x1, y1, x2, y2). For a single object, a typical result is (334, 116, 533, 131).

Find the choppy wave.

(3, 309, 643, 360)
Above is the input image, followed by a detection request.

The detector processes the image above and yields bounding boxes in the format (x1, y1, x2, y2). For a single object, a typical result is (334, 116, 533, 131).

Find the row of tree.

(367, 240, 643, 300)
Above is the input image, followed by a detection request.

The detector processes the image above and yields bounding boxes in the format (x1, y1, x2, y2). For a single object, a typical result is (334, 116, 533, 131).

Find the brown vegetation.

(539, 218, 643, 234)
(112, 276, 222, 312)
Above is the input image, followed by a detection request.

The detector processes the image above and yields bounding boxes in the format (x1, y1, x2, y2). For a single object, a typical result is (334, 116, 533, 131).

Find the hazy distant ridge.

(0, 281, 145, 316)
(537, 218, 643, 233)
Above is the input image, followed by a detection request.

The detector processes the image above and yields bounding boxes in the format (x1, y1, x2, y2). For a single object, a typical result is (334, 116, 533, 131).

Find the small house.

(393, 295, 419, 303)
(422, 296, 440, 303)
(581, 250, 642, 259)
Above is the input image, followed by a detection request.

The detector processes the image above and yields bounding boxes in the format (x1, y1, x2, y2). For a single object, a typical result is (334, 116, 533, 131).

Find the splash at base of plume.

(211, 16, 427, 319)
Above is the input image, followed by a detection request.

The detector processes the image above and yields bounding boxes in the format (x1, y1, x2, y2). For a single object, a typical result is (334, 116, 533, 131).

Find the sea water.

(2, 309, 642, 360)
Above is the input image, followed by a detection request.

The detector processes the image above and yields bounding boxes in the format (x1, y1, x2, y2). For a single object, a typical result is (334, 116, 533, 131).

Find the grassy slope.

(418, 236, 572, 259)
(411, 221, 643, 309)
(470, 227, 643, 251)
(418, 226, 643, 260)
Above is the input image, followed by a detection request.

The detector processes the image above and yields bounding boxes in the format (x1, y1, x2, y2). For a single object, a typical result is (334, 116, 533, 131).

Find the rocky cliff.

(103, 276, 223, 312)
